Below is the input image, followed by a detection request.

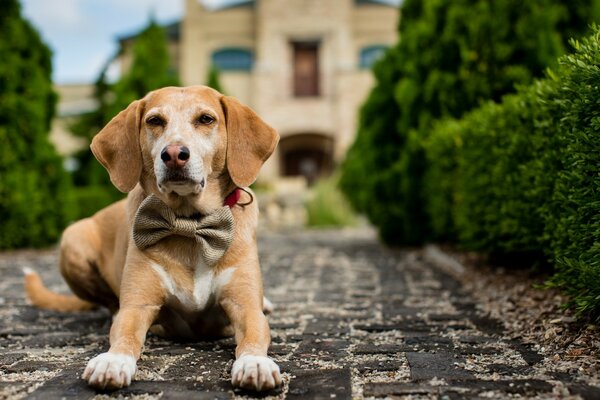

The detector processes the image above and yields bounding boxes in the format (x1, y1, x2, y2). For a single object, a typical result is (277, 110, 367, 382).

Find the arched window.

(211, 48, 253, 71)
(359, 45, 388, 68)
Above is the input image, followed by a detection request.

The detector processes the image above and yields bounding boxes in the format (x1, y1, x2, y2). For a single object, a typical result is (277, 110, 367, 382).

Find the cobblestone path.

(1, 229, 599, 399)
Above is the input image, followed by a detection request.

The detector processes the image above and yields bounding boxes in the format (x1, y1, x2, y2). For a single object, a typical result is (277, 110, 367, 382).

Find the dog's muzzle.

(158, 145, 205, 194)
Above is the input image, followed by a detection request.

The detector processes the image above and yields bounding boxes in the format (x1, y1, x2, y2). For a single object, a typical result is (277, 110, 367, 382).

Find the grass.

(305, 174, 357, 228)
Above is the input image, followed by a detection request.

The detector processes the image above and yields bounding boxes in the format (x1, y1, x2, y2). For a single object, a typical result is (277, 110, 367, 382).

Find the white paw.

(231, 354, 281, 391)
(82, 352, 136, 390)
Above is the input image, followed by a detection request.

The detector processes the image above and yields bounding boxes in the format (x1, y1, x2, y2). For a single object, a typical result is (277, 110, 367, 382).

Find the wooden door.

(293, 42, 320, 97)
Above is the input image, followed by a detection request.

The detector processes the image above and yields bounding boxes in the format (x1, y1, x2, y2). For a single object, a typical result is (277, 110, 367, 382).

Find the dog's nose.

(161, 145, 190, 168)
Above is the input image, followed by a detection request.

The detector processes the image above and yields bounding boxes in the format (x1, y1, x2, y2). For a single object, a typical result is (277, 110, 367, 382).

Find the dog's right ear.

(91, 100, 144, 193)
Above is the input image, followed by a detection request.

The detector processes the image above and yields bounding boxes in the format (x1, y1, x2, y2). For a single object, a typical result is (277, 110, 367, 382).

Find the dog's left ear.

(220, 96, 279, 187)
(90, 100, 144, 193)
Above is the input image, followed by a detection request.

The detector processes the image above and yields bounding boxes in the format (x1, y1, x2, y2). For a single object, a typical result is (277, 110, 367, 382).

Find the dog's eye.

(196, 114, 215, 125)
(146, 116, 166, 126)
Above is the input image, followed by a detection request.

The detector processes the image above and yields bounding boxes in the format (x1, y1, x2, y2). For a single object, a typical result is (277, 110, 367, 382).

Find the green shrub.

(73, 185, 124, 220)
(425, 77, 564, 251)
(543, 34, 600, 317)
(454, 91, 554, 254)
(422, 27, 600, 319)
(0, 0, 75, 249)
(307, 175, 357, 228)
(422, 118, 462, 241)
(341, 0, 594, 246)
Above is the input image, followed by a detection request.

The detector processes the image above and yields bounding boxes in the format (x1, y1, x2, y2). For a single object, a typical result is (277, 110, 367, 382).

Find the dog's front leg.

(221, 277, 281, 391)
(83, 262, 164, 390)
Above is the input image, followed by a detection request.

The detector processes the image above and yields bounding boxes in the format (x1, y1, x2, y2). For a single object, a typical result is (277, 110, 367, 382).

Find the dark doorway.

(280, 134, 334, 185)
(292, 41, 320, 97)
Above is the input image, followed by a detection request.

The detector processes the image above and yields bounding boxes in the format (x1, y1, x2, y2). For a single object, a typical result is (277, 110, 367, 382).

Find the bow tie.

(132, 195, 235, 266)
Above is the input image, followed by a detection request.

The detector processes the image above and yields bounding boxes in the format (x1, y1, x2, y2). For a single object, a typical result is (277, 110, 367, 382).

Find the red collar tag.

(224, 188, 241, 208)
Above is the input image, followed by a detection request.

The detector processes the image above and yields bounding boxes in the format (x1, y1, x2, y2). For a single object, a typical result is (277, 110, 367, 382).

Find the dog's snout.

(160, 145, 190, 168)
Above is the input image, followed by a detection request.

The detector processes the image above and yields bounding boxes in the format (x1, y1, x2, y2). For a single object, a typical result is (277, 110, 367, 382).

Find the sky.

(21, 0, 400, 85)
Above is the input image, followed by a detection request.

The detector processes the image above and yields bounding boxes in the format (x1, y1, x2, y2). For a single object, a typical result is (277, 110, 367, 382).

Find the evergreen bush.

(422, 28, 600, 319)
(341, 0, 599, 245)
(0, 0, 75, 249)
(421, 118, 461, 241)
(544, 33, 600, 317)
(457, 91, 556, 255)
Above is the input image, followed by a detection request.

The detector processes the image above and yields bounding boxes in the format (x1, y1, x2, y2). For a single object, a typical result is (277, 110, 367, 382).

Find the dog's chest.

(150, 261, 235, 312)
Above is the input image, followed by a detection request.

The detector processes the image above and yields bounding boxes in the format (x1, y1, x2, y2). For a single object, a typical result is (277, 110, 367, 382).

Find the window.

(211, 48, 253, 71)
(359, 45, 388, 68)
(292, 41, 320, 97)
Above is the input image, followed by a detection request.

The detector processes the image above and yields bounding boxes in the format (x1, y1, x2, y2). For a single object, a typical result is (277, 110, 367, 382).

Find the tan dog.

(24, 86, 281, 391)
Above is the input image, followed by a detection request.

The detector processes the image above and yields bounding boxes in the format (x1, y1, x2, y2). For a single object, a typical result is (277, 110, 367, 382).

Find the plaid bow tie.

(132, 195, 235, 266)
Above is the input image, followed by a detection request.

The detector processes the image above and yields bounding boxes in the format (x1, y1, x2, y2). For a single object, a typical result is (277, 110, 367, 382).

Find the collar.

(224, 188, 241, 208)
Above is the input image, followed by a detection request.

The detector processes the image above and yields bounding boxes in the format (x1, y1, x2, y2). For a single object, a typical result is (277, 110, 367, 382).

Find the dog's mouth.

(159, 173, 206, 196)
(165, 171, 190, 182)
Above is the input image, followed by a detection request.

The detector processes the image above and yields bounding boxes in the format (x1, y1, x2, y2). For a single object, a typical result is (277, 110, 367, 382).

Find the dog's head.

(91, 86, 278, 212)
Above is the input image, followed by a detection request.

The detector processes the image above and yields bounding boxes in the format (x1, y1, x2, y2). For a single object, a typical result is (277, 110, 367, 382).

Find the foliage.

(108, 19, 180, 116)
(449, 89, 556, 256)
(306, 175, 357, 228)
(543, 33, 600, 318)
(421, 118, 461, 241)
(70, 19, 180, 220)
(207, 65, 224, 93)
(339, 49, 404, 240)
(0, 0, 75, 248)
(72, 185, 120, 219)
(341, 0, 598, 245)
(422, 28, 600, 319)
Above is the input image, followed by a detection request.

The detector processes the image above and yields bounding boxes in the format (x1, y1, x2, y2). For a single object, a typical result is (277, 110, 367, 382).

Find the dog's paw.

(82, 352, 136, 390)
(231, 354, 281, 391)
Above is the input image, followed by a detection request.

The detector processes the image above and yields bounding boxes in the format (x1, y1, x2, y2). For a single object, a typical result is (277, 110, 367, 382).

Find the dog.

(24, 86, 281, 392)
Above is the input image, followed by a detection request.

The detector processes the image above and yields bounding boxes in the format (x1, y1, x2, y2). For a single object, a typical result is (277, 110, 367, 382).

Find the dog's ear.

(90, 100, 144, 193)
(220, 96, 279, 187)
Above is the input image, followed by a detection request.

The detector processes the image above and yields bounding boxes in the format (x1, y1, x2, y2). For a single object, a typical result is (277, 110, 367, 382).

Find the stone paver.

(0, 228, 598, 399)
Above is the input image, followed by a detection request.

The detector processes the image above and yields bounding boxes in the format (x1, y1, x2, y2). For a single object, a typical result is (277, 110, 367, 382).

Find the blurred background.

(1, 0, 599, 318)
(8, 0, 400, 235)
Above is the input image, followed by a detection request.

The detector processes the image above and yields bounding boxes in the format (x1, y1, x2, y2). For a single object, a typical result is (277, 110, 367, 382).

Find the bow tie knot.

(132, 195, 235, 266)
(171, 218, 199, 238)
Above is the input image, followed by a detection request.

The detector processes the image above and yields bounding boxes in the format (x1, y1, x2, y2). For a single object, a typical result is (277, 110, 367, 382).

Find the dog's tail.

(23, 267, 96, 312)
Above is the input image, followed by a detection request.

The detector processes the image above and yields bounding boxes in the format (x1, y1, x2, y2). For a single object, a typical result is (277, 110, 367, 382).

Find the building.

(121, 0, 399, 183)
(50, 84, 95, 158)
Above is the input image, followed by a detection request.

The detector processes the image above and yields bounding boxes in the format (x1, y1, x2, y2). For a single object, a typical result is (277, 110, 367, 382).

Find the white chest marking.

(150, 262, 236, 311)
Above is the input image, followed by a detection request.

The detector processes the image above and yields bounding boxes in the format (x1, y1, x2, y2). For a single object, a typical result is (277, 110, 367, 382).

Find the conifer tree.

(0, 0, 75, 248)
(109, 19, 180, 116)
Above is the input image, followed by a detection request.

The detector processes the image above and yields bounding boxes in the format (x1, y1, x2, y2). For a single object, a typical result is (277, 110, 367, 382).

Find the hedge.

(422, 28, 600, 318)
(340, 0, 597, 246)
(544, 35, 600, 316)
